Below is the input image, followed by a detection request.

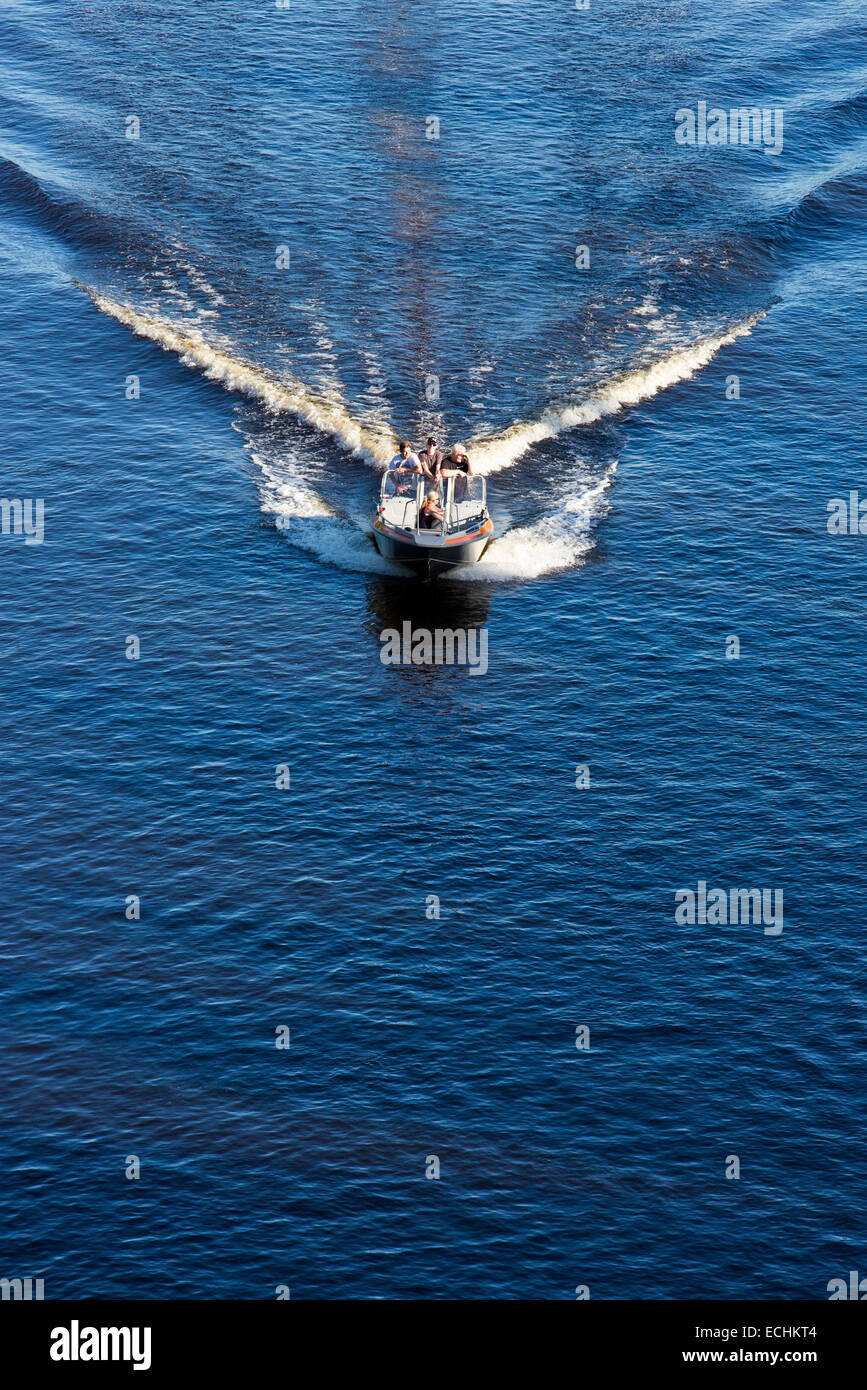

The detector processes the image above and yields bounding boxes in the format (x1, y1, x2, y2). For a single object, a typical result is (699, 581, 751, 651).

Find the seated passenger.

(419, 490, 444, 528)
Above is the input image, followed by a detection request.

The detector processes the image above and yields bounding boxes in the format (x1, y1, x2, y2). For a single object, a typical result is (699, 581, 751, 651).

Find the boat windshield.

(444, 473, 487, 531)
(379, 469, 487, 537)
(381, 470, 421, 502)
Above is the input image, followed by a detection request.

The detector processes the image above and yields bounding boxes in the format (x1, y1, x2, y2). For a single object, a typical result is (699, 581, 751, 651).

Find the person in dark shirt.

(418, 436, 442, 479)
(440, 446, 473, 500)
(441, 445, 473, 476)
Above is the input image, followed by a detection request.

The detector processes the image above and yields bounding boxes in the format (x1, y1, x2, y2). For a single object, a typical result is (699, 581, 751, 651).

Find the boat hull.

(373, 518, 493, 577)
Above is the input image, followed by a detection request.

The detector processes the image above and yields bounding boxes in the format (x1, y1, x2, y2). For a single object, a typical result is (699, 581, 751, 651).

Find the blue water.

(1, 0, 866, 1299)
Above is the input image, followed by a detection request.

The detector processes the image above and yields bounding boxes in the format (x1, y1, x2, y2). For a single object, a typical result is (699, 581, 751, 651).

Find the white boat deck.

(380, 474, 487, 536)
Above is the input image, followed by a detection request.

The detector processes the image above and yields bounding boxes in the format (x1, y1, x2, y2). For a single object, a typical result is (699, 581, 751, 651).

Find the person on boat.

(388, 441, 424, 494)
(418, 436, 442, 478)
(419, 489, 444, 529)
(440, 444, 473, 500)
(389, 440, 423, 474)
(440, 445, 473, 476)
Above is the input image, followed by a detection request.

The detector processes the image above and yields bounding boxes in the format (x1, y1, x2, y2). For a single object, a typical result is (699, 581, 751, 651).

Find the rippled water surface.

(1, 0, 866, 1298)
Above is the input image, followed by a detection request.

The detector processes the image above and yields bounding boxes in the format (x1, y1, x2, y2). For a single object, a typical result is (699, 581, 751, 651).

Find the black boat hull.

(372, 518, 493, 577)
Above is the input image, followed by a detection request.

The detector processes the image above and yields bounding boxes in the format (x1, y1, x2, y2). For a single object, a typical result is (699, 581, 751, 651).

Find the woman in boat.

(419, 489, 444, 528)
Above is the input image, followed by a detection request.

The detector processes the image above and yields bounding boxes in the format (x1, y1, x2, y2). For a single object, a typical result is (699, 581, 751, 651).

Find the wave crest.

(467, 311, 766, 473)
(80, 286, 395, 465)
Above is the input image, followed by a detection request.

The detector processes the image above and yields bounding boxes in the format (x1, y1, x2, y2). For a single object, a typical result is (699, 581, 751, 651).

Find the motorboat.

(372, 470, 494, 577)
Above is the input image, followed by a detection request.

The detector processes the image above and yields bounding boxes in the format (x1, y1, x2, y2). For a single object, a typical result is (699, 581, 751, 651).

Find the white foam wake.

(273, 513, 401, 575)
(448, 467, 617, 583)
(80, 282, 767, 583)
(467, 311, 766, 474)
(249, 447, 403, 576)
(82, 287, 395, 466)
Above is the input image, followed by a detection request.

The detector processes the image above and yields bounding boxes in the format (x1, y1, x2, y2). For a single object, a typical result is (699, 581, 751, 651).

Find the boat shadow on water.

(364, 576, 493, 687)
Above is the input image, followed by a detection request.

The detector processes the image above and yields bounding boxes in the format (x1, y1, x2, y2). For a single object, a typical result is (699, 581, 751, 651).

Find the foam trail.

(250, 450, 334, 522)
(447, 467, 617, 583)
(250, 448, 404, 576)
(79, 283, 766, 584)
(468, 311, 766, 474)
(273, 514, 403, 576)
(79, 286, 395, 465)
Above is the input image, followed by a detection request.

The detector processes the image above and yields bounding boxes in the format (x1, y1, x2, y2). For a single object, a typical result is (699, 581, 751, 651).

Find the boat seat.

(382, 497, 417, 530)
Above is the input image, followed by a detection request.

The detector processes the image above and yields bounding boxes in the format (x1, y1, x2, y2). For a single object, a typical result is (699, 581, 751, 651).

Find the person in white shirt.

(389, 440, 423, 474)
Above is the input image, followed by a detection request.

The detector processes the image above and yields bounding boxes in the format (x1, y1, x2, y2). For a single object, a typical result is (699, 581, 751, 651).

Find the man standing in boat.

(440, 444, 473, 499)
(387, 440, 424, 496)
(418, 435, 442, 479)
(389, 440, 423, 474)
(440, 444, 473, 476)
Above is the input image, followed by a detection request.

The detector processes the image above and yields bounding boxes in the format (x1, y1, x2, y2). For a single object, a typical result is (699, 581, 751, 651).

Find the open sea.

(1, 0, 866, 1299)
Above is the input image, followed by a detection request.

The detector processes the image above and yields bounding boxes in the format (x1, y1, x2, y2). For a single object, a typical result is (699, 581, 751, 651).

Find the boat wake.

(81, 286, 394, 466)
(453, 468, 617, 583)
(79, 282, 766, 582)
(469, 311, 766, 474)
(250, 446, 400, 576)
